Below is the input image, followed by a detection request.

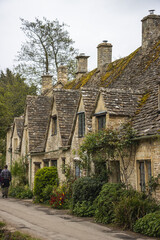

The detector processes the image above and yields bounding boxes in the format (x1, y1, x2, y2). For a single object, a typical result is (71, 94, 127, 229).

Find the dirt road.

(0, 198, 156, 240)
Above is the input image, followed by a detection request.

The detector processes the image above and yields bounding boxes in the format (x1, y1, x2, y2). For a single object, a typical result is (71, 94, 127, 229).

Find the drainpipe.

(28, 154, 32, 189)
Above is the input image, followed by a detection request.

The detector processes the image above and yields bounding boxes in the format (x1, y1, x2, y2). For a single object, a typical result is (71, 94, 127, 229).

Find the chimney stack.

(57, 66, 68, 86)
(76, 53, 89, 79)
(97, 41, 112, 69)
(41, 75, 53, 95)
(141, 10, 160, 52)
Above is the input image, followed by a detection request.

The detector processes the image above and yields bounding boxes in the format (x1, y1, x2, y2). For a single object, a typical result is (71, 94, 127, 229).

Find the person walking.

(1, 165, 12, 198)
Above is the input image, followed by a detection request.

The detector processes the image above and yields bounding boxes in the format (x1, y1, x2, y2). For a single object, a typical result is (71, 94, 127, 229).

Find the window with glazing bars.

(97, 115, 106, 130)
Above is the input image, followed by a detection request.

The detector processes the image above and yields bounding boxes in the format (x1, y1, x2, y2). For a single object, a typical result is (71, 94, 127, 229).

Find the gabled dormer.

(92, 92, 107, 132)
(12, 117, 24, 161)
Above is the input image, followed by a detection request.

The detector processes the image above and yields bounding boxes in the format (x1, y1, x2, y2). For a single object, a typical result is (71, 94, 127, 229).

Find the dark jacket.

(1, 169, 12, 188)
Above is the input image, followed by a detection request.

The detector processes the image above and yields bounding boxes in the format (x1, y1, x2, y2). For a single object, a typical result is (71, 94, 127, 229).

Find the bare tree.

(15, 18, 78, 86)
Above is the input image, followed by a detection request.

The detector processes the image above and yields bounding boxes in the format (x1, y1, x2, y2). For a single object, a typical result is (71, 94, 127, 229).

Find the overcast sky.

(0, 0, 159, 72)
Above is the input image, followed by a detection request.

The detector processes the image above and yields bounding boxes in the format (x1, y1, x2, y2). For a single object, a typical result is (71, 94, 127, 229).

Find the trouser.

(2, 187, 9, 197)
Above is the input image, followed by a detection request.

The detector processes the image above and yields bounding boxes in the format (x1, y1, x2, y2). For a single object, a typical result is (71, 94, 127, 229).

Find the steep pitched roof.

(132, 82, 160, 137)
(26, 95, 52, 153)
(64, 38, 160, 138)
(100, 88, 142, 116)
(81, 88, 99, 132)
(14, 117, 24, 139)
(53, 89, 80, 146)
(64, 38, 160, 93)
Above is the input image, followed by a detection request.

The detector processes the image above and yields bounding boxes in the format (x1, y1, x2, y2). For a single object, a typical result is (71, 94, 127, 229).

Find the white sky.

(0, 0, 160, 72)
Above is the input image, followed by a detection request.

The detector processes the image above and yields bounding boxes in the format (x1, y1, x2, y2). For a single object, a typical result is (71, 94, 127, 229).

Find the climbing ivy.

(78, 123, 137, 186)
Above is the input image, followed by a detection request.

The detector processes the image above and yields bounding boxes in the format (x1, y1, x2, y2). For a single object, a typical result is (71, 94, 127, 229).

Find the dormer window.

(94, 111, 107, 131)
(97, 115, 106, 130)
(51, 115, 57, 135)
(78, 112, 85, 137)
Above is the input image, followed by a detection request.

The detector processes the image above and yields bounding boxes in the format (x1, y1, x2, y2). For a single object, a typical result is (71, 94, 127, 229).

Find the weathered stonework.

(76, 54, 89, 79)
(97, 42, 112, 69)
(142, 13, 160, 53)
(6, 12, 160, 199)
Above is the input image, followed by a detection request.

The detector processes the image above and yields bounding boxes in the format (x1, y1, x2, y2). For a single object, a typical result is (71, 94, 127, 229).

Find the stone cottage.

(6, 11, 160, 196)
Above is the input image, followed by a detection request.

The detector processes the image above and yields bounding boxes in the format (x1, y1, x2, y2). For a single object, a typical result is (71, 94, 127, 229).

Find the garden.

(8, 124, 160, 238)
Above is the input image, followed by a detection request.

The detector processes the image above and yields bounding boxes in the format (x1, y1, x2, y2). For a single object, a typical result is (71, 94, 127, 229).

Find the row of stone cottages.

(6, 12, 160, 199)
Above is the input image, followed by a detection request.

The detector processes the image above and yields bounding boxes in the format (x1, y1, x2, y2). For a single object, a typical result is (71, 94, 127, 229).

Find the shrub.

(94, 183, 126, 224)
(72, 177, 103, 207)
(71, 177, 104, 217)
(114, 191, 159, 230)
(11, 157, 28, 186)
(42, 185, 54, 203)
(33, 167, 58, 203)
(9, 185, 33, 199)
(133, 211, 160, 237)
(73, 201, 96, 217)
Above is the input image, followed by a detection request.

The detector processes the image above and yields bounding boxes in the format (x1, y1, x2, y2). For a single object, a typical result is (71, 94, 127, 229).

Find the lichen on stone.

(144, 40, 160, 71)
(64, 68, 97, 89)
(135, 92, 150, 115)
(101, 48, 140, 87)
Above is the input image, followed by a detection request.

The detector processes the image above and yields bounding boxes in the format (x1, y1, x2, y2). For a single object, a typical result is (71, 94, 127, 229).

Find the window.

(52, 116, 57, 135)
(78, 112, 85, 137)
(75, 161, 80, 178)
(43, 159, 49, 167)
(138, 160, 151, 192)
(62, 158, 66, 174)
(51, 159, 57, 167)
(97, 115, 106, 130)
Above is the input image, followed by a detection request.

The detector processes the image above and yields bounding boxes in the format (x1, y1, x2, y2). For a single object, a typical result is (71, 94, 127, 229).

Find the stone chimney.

(57, 66, 68, 86)
(141, 10, 160, 52)
(97, 41, 112, 69)
(76, 53, 89, 79)
(41, 75, 53, 95)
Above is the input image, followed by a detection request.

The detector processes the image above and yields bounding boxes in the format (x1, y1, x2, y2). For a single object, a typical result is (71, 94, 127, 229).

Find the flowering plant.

(50, 184, 71, 209)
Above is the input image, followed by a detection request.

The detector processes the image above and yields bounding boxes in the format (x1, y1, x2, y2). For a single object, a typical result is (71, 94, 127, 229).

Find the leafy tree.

(15, 17, 78, 86)
(0, 69, 37, 163)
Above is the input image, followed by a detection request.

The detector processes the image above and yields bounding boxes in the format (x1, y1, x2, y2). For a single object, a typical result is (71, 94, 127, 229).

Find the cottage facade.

(6, 12, 160, 196)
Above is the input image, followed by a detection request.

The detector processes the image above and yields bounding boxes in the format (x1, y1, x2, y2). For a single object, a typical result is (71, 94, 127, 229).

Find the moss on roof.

(144, 40, 160, 71)
(100, 48, 140, 87)
(64, 68, 97, 89)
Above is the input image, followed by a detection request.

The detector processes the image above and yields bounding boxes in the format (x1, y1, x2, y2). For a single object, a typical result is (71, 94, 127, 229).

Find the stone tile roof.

(64, 38, 160, 138)
(100, 88, 142, 116)
(132, 39, 160, 137)
(132, 81, 160, 137)
(81, 88, 99, 132)
(64, 39, 160, 93)
(53, 89, 80, 146)
(14, 117, 24, 139)
(26, 95, 52, 153)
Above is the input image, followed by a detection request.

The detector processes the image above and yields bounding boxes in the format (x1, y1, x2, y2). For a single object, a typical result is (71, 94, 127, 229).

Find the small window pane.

(62, 158, 65, 174)
(52, 117, 57, 135)
(51, 160, 57, 167)
(78, 113, 85, 137)
(75, 162, 80, 178)
(97, 115, 106, 130)
(139, 162, 145, 191)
